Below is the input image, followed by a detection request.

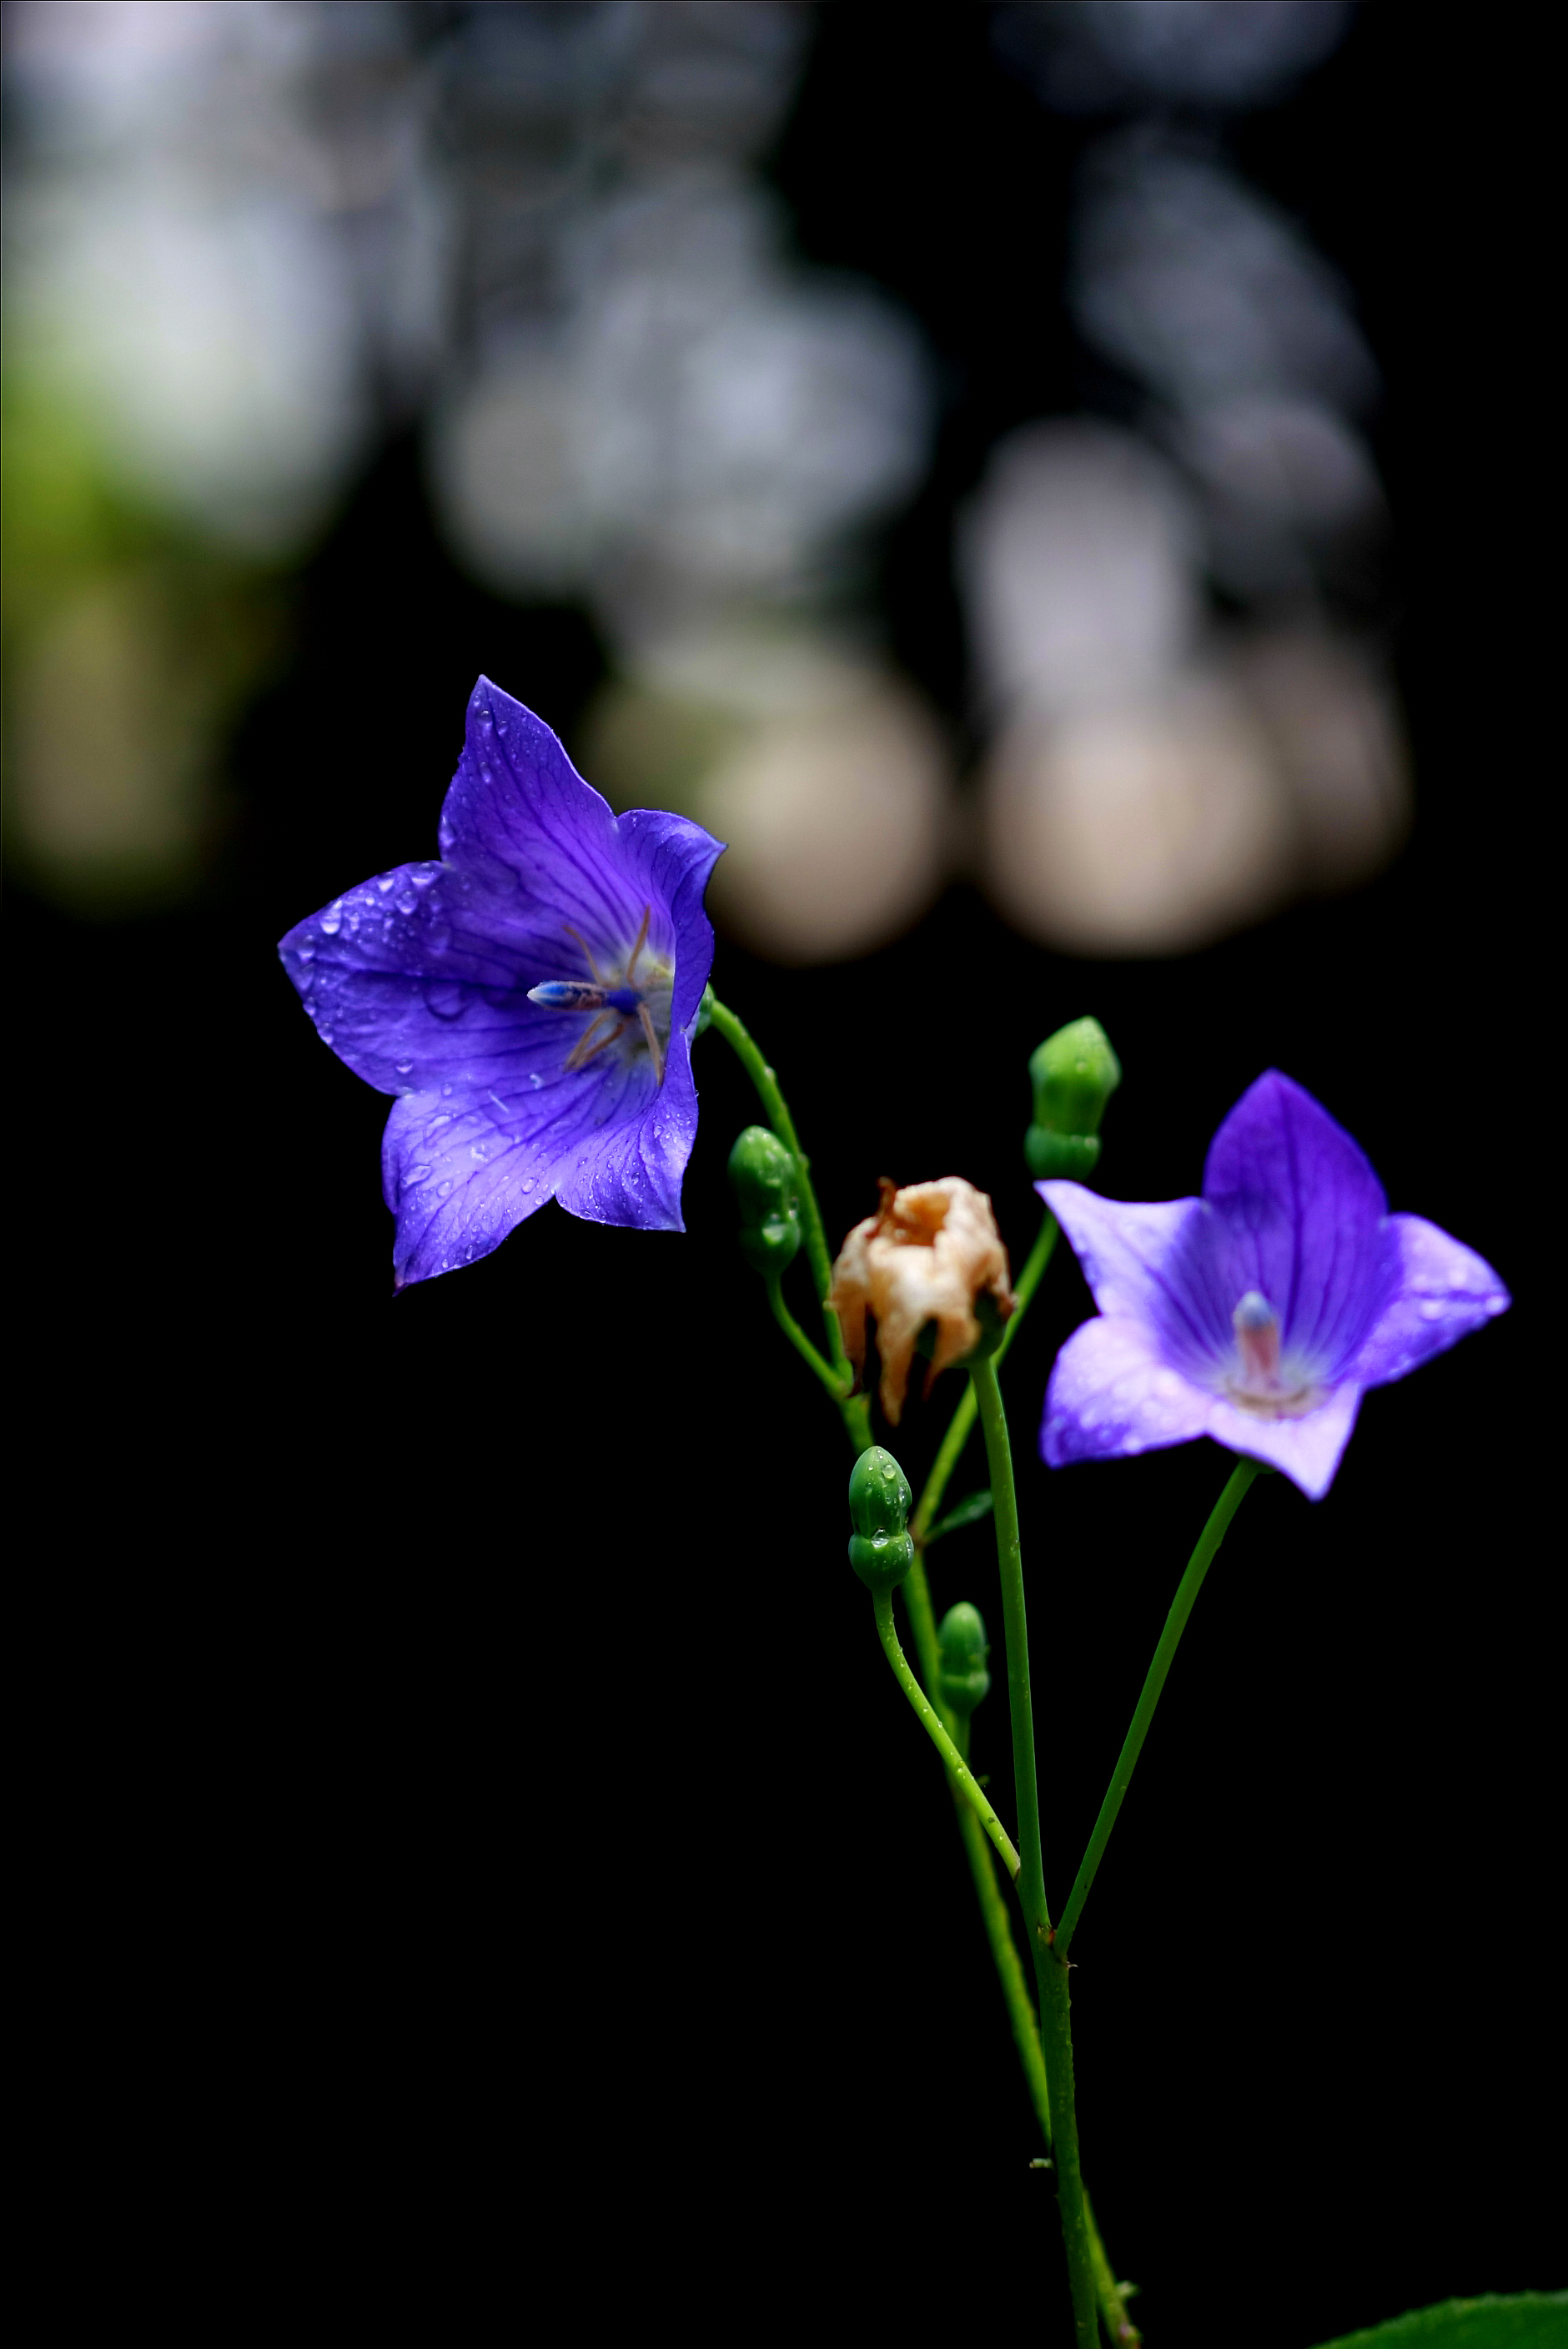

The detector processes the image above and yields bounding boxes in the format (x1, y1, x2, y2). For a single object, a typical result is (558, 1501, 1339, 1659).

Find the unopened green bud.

(847, 1446, 914, 1593)
(936, 1602, 992, 1719)
(1025, 1017, 1122, 1180)
(727, 1125, 802, 1275)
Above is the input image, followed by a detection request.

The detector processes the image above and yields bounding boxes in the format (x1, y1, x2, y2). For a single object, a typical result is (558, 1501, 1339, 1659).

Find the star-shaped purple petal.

(1038, 1071, 1510, 1499)
(279, 678, 724, 1289)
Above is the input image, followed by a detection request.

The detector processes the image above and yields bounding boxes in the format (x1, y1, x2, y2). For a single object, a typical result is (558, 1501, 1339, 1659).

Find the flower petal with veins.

(1040, 1072, 1508, 1498)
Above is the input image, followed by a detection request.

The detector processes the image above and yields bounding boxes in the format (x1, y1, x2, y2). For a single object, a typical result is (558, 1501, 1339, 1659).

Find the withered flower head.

(828, 1177, 1017, 1424)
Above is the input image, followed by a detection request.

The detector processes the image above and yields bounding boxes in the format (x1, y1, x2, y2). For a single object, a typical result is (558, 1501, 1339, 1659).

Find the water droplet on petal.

(437, 1180, 453, 1198)
(320, 904, 343, 936)
(376, 874, 395, 893)
(520, 1178, 535, 1193)
(395, 1059, 414, 1075)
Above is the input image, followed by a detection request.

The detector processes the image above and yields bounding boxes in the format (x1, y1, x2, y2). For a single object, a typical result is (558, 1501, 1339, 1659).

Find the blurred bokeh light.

(3, 0, 1407, 955)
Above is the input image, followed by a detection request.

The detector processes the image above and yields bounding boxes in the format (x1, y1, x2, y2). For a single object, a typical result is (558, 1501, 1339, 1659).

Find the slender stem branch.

(1056, 1456, 1262, 1959)
(912, 1210, 1058, 1545)
(706, 993, 871, 1451)
(764, 1277, 847, 1402)
(951, 1716, 1053, 2125)
(706, 993, 838, 1325)
(898, 1551, 942, 1698)
(970, 1352, 1098, 2348)
(873, 1590, 1022, 1879)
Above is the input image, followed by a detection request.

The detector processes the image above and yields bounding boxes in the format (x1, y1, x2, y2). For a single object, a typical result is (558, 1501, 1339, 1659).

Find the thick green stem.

(912, 1210, 1058, 1545)
(1056, 1456, 1262, 1959)
(706, 993, 871, 1451)
(873, 1590, 1022, 1879)
(970, 1353, 1098, 2346)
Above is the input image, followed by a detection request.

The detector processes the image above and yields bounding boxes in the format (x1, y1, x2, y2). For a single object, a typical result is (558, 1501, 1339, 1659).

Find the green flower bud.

(847, 1446, 915, 1593)
(1025, 1017, 1122, 1181)
(936, 1602, 992, 1719)
(727, 1124, 802, 1275)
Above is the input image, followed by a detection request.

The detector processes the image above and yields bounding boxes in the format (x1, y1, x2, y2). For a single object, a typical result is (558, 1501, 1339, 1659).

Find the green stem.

(898, 1552, 942, 1701)
(706, 993, 871, 1451)
(946, 1746, 1141, 2344)
(764, 1277, 847, 1404)
(911, 1210, 1058, 1545)
(970, 1352, 1098, 2349)
(1056, 1456, 1262, 1959)
(951, 1716, 1053, 2127)
(872, 1589, 1022, 1882)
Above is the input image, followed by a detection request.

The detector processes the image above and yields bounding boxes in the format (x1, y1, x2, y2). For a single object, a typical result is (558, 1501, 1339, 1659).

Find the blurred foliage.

(1316, 2296, 1568, 2349)
(1, 357, 286, 912)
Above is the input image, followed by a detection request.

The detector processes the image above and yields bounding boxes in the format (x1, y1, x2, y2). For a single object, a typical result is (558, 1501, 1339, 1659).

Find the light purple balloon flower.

(279, 677, 724, 1290)
(1038, 1072, 1510, 1499)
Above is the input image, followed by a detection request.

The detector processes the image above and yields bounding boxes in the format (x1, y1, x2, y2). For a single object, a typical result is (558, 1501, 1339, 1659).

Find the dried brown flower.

(828, 1177, 1016, 1424)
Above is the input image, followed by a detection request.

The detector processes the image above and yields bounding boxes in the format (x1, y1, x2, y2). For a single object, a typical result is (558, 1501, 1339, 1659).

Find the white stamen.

(1233, 1290, 1281, 1385)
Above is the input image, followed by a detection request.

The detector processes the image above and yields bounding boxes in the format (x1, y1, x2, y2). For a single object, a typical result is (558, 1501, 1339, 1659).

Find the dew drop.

(320, 905, 343, 936)
(395, 1058, 414, 1075)
(437, 1181, 453, 1198)
(520, 1178, 535, 1193)
(441, 1084, 453, 1097)
(395, 893, 417, 915)
(376, 874, 395, 893)
(530, 1073, 543, 1089)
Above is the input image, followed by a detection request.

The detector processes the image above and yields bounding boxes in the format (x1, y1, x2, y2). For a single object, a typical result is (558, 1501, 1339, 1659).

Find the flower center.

(527, 904, 673, 1085)
(1225, 1290, 1318, 1419)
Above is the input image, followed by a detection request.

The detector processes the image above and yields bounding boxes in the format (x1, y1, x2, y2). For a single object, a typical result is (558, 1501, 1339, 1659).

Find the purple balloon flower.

(1038, 1071, 1510, 1499)
(279, 677, 724, 1289)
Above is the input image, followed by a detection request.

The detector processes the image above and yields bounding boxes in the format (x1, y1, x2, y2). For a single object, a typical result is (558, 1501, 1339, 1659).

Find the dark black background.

(13, 9, 1556, 2341)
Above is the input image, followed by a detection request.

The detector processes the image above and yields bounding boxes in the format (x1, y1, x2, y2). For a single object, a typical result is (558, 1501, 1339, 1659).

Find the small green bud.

(847, 1446, 915, 1593)
(727, 1124, 802, 1275)
(1025, 1017, 1122, 1181)
(936, 1602, 992, 1719)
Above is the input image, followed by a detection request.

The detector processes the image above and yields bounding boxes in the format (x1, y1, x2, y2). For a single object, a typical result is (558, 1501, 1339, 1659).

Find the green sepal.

(847, 1446, 915, 1592)
(728, 1124, 802, 1275)
(913, 1287, 1011, 1369)
(936, 1601, 991, 1718)
(1026, 1017, 1121, 1180)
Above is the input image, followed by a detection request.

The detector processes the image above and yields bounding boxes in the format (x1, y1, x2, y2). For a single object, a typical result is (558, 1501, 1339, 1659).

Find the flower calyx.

(829, 1176, 1017, 1425)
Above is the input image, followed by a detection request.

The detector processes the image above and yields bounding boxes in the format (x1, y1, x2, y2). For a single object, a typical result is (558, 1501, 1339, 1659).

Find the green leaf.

(923, 1491, 993, 1546)
(1313, 2293, 1568, 2349)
